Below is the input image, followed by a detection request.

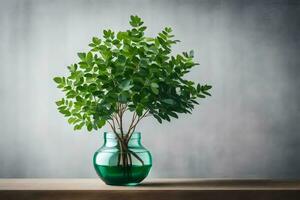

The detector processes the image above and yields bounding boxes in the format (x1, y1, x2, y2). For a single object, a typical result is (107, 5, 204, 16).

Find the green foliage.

(54, 15, 212, 132)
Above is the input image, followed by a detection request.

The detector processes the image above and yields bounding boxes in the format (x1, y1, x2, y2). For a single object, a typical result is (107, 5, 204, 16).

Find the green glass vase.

(93, 132, 152, 185)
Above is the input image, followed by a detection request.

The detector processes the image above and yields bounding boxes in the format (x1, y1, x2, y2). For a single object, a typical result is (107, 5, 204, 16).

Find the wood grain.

(0, 179, 299, 200)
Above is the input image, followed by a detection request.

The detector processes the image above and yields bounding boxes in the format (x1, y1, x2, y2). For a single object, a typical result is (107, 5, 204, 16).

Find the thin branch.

(129, 150, 144, 165)
(107, 120, 116, 133)
(119, 104, 124, 138)
(126, 109, 149, 143)
(127, 112, 137, 135)
(114, 113, 120, 127)
(126, 115, 139, 137)
(111, 117, 117, 132)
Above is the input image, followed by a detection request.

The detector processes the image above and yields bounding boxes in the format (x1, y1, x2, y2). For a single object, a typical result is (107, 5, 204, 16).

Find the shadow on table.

(138, 179, 298, 188)
(139, 180, 204, 187)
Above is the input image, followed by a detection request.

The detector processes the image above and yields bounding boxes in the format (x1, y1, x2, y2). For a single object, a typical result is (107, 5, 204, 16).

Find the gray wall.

(0, 0, 299, 178)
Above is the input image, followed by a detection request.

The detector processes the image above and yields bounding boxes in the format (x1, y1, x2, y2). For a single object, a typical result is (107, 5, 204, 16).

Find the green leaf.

(92, 37, 101, 45)
(168, 111, 178, 118)
(66, 90, 77, 98)
(77, 52, 86, 61)
(151, 83, 159, 88)
(68, 117, 76, 124)
(55, 99, 64, 106)
(139, 26, 147, 32)
(67, 64, 77, 73)
(151, 87, 159, 95)
(153, 114, 162, 123)
(164, 114, 171, 122)
(190, 99, 199, 105)
(89, 43, 96, 47)
(202, 91, 211, 96)
(97, 119, 106, 128)
(136, 104, 143, 116)
(87, 122, 93, 131)
(150, 83, 159, 95)
(117, 31, 128, 40)
(112, 39, 120, 45)
(162, 99, 176, 105)
(198, 94, 206, 98)
(139, 58, 149, 68)
(74, 122, 85, 130)
(130, 15, 142, 27)
(86, 52, 93, 66)
(63, 110, 71, 116)
(53, 77, 62, 84)
(164, 27, 172, 33)
(119, 80, 132, 91)
(202, 85, 212, 90)
(116, 55, 126, 66)
(118, 93, 128, 103)
(103, 30, 110, 38)
(197, 84, 201, 92)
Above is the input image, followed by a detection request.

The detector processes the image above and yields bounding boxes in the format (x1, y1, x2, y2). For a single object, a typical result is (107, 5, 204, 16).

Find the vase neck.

(103, 132, 141, 147)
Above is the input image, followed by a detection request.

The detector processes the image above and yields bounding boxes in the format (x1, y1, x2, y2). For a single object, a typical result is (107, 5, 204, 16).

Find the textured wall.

(0, 0, 299, 178)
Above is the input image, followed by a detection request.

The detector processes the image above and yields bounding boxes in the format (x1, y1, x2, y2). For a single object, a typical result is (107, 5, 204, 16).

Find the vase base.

(94, 165, 151, 186)
(105, 182, 139, 186)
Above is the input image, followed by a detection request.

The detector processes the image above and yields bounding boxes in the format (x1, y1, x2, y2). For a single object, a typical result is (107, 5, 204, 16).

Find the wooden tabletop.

(1, 179, 300, 200)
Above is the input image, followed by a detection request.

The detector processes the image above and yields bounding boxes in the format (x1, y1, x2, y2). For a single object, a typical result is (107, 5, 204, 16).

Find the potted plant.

(54, 15, 212, 185)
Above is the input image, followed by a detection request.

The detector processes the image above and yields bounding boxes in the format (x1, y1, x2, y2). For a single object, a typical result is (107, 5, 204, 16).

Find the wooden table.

(0, 179, 299, 200)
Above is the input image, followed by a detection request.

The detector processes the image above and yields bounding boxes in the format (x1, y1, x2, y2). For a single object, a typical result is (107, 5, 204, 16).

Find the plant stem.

(107, 107, 149, 167)
(118, 103, 125, 138)
(126, 109, 149, 144)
